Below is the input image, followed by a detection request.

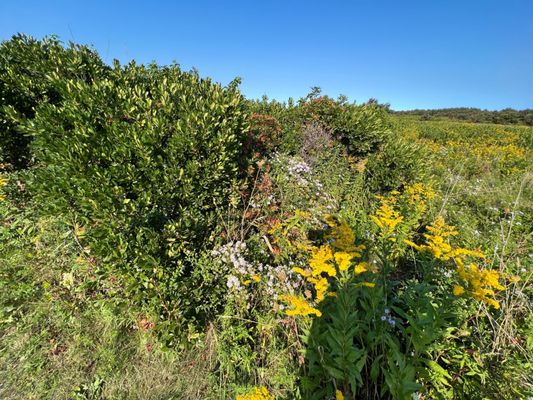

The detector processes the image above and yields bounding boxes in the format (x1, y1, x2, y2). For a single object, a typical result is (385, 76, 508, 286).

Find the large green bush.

(21, 60, 249, 324)
(0, 34, 108, 169)
(246, 92, 394, 158)
(299, 95, 393, 157)
(365, 133, 431, 192)
(339, 101, 393, 156)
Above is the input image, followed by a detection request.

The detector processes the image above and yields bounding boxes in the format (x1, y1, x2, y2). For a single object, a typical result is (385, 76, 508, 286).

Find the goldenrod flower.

(406, 216, 503, 308)
(406, 216, 484, 262)
(456, 263, 504, 308)
(0, 175, 7, 202)
(354, 262, 368, 274)
(284, 216, 373, 319)
(282, 295, 322, 317)
(311, 277, 329, 302)
(453, 285, 465, 296)
(404, 182, 436, 214)
(334, 251, 354, 271)
(309, 245, 336, 277)
(236, 386, 274, 400)
(336, 390, 344, 400)
(371, 200, 403, 237)
(325, 217, 366, 257)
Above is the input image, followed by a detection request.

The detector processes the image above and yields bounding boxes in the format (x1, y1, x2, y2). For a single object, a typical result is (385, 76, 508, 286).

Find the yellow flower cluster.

(405, 216, 484, 261)
(406, 216, 504, 308)
(455, 261, 505, 309)
(236, 386, 274, 400)
(284, 217, 367, 317)
(336, 389, 344, 400)
(324, 215, 366, 258)
(370, 196, 403, 238)
(285, 245, 336, 316)
(282, 294, 322, 317)
(0, 176, 7, 202)
(404, 182, 436, 214)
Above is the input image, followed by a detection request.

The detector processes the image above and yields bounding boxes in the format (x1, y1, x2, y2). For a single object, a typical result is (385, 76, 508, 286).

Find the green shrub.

(339, 101, 393, 157)
(299, 95, 393, 157)
(247, 93, 394, 159)
(0, 34, 108, 169)
(21, 60, 249, 325)
(365, 133, 431, 192)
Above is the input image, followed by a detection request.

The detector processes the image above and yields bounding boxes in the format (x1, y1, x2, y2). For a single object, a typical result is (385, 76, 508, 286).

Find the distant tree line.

(393, 107, 533, 126)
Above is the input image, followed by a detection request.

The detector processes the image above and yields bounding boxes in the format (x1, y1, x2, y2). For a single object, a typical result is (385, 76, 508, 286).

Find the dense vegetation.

(394, 107, 533, 126)
(1, 35, 531, 400)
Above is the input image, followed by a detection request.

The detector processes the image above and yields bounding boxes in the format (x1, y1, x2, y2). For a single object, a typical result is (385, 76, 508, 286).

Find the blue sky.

(1, 0, 532, 110)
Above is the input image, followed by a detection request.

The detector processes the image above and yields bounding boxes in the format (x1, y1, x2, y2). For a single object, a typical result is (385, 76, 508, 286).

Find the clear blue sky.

(1, 0, 532, 110)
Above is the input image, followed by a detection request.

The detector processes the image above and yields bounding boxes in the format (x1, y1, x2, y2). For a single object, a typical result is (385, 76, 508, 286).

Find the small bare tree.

(299, 122, 334, 166)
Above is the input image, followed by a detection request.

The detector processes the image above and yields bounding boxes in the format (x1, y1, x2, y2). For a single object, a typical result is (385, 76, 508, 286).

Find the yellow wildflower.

(427, 216, 458, 237)
(336, 390, 344, 400)
(252, 275, 261, 282)
(309, 245, 336, 277)
(456, 263, 504, 308)
(284, 216, 374, 319)
(453, 285, 465, 296)
(324, 217, 365, 257)
(406, 215, 503, 308)
(282, 295, 322, 317)
(0, 176, 7, 202)
(404, 182, 436, 214)
(334, 251, 354, 271)
(236, 386, 274, 400)
(406, 216, 484, 262)
(354, 262, 369, 274)
(370, 200, 403, 237)
(310, 276, 329, 302)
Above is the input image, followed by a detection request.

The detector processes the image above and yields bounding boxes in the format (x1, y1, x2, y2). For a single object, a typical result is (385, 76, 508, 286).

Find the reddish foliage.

(244, 113, 283, 159)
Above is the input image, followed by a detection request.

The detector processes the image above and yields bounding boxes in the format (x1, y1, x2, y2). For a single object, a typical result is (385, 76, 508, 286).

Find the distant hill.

(393, 107, 533, 126)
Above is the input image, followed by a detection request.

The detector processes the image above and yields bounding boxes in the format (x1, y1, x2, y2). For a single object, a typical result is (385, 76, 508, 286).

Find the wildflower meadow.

(0, 35, 531, 400)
